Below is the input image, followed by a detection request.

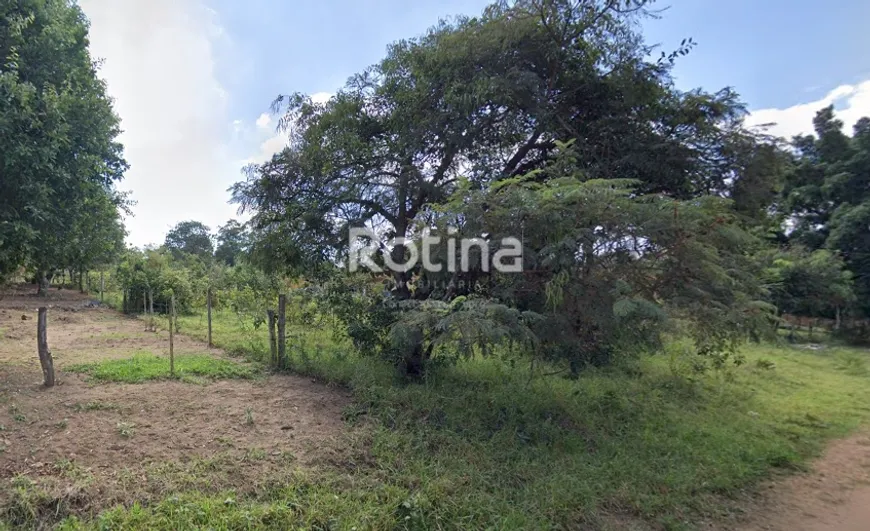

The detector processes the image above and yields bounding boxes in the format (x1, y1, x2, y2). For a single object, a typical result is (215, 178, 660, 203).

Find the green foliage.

(164, 221, 214, 260)
(317, 273, 396, 356)
(114, 248, 200, 313)
(231, 0, 784, 372)
(83, 303, 870, 530)
(779, 106, 870, 318)
(66, 352, 260, 383)
(386, 297, 542, 375)
(435, 144, 774, 369)
(220, 261, 282, 326)
(762, 246, 854, 319)
(214, 220, 251, 266)
(0, 0, 127, 287)
(232, 0, 772, 288)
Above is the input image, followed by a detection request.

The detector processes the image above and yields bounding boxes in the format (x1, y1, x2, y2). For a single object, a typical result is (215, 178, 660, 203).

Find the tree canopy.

(164, 220, 214, 260)
(778, 106, 870, 315)
(232, 0, 788, 374)
(0, 0, 127, 291)
(214, 220, 251, 267)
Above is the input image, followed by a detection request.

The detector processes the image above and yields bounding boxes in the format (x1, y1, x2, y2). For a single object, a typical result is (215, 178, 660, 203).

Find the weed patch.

(66, 352, 260, 383)
(112, 309, 870, 529)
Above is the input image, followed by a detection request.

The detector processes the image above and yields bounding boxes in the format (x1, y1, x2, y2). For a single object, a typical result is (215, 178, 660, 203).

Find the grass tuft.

(66, 352, 260, 384)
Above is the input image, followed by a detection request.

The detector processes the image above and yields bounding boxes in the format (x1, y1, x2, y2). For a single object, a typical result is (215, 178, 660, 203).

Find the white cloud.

(245, 132, 290, 165)
(79, 0, 244, 248)
(243, 92, 335, 165)
(310, 91, 333, 105)
(255, 113, 272, 129)
(747, 80, 870, 139)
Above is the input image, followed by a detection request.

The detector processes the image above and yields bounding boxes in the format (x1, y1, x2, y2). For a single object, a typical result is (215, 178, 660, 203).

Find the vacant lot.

(0, 285, 355, 527)
(4, 285, 870, 529)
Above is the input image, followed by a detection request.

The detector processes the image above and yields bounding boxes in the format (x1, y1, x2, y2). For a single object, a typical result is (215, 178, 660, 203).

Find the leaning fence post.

(169, 293, 176, 377)
(277, 295, 286, 367)
(37, 307, 55, 387)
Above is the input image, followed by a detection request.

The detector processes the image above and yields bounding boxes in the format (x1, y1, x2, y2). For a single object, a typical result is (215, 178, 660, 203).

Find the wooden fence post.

(122, 289, 128, 313)
(37, 307, 55, 387)
(267, 310, 277, 366)
(169, 293, 176, 377)
(277, 294, 287, 367)
(100, 270, 104, 303)
(148, 288, 154, 331)
(207, 287, 213, 349)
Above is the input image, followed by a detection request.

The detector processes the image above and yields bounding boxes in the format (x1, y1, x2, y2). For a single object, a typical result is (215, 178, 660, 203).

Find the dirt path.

(730, 432, 870, 531)
(0, 284, 358, 519)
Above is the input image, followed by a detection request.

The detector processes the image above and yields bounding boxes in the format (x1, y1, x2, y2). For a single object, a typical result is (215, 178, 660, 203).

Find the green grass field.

(94, 308, 868, 530)
(13, 300, 870, 529)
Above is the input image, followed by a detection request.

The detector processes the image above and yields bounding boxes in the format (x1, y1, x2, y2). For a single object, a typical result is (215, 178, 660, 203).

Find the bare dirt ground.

(726, 431, 870, 531)
(0, 284, 357, 519)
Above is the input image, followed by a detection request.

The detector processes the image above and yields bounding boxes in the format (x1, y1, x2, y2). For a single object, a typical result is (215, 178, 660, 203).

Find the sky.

(77, 0, 870, 248)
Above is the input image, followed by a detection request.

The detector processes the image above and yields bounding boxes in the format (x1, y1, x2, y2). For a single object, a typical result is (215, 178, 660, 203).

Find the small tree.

(165, 221, 214, 260)
(214, 220, 251, 266)
(763, 246, 855, 337)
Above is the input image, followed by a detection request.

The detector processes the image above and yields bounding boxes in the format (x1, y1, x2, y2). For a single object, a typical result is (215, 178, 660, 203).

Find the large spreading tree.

(234, 0, 777, 279)
(233, 0, 783, 373)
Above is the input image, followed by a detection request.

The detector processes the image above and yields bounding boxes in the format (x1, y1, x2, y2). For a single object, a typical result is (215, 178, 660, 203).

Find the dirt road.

(728, 431, 870, 530)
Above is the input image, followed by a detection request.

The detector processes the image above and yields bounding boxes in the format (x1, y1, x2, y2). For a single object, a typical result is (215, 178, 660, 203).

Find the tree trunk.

(389, 215, 411, 299)
(277, 295, 287, 367)
(37, 307, 55, 387)
(835, 306, 841, 331)
(100, 270, 105, 303)
(79, 265, 84, 293)
(37, 271, 49, 296)
(389, 226, 411, 300)
(403, 338, 433, 379)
